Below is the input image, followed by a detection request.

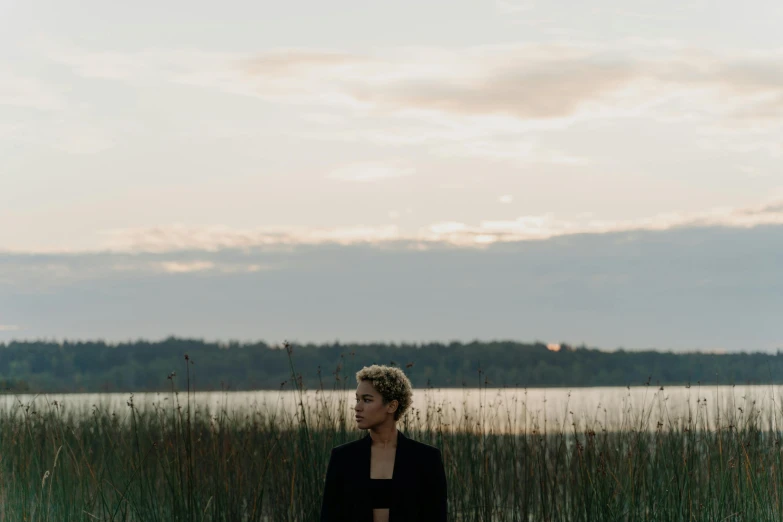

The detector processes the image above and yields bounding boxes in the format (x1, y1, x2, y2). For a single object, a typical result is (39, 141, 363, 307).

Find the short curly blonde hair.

(355, 364, 413, 422)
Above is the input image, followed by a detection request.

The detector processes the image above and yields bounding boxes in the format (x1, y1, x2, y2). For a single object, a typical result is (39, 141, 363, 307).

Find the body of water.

(4, 383, 782, 434)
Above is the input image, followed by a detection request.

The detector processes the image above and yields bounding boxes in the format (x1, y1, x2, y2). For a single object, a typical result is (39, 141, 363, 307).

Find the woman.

(320, 364, 448, 522)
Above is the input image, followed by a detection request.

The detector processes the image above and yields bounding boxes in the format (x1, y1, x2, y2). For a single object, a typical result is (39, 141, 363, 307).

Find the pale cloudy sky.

(1, 1, 782, 351)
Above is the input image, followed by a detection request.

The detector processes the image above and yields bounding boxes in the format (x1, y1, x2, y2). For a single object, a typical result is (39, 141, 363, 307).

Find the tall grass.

(1, 346, 783, 520)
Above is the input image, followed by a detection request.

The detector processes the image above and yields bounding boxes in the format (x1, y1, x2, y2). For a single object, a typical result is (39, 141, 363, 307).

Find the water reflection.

(3, 384, 782, 434)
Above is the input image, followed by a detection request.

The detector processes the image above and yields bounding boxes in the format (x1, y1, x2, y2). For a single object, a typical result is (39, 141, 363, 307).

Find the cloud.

(0, 325, 20, 332)
(0, 197, 747, 254)
(158, 261, 215, 274)
(48, 45, 374, 108)
(1, 120, 114, 155)
(737, 165, 771, 179)
(4, 198, 782, 256)
(44, 40, 783, 170)
(153, 261, 273, 274)
(461, 199, 783, 243)
(48, 40, 783, 125)
(52, 129, 115, 154)
(498, 195, 514, 204)
(0, 68, 65, 111)
(92, 224, 403, 253)
(299, 112, 346, 125)
(0, 66, 113, 154)
(0, 253, 278, 291)
(762, 202, 783, 213)
(496, 0, 535, 14)
(326, 162, 415, 182)
(431, 138, 590, 165)
(429, 222, 467, 234)
(347, 57, 638, 120)
(1, 224, 781, 352)
(241, 50, 372, 75)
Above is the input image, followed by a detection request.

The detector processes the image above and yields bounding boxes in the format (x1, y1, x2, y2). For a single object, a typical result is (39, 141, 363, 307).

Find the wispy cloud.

(423, 198, 783, 246)
(152, 261, 273, 274)
(0, 65, 114, 154)
(325, 162, 415, 182)
(737, 165, 771, 179)
(431, 138, 590, 165)
(91, 224, 403, 253)
(0, 255, 278, 290)
(0, 68, 65, 111)
(0, 325, 20, 332)
(158, 261, 215, 274)
(53, 128, 115, 154)
(48, 41, 783, 125)
(496, 0, 535, 14)
(4, 197, 781, 256)
(0, 197, 765, 255)
(241, 49, 372, 75)
(1, 120, 114, 155)
(42, 40, 783, 172)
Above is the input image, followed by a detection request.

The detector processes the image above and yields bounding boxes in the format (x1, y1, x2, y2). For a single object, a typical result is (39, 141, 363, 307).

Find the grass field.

(1, 346, 782, 521)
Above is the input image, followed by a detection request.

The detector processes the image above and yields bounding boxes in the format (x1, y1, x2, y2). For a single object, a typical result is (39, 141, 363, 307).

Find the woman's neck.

(370, 424, 397, 448)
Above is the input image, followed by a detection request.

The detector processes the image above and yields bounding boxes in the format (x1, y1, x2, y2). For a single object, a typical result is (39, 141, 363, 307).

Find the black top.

(320, 430, 448, 522)
(368, 478, 395, 508)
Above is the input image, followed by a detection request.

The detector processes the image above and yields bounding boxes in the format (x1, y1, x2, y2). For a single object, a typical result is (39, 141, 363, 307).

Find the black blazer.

(320, 430, 447, 522)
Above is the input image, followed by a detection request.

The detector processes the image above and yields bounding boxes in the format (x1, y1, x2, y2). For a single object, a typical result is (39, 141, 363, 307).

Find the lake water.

(4, 384, 783, 434)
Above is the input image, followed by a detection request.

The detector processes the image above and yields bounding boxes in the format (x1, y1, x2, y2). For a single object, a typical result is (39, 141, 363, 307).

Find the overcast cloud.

(2, 0, 782, 351)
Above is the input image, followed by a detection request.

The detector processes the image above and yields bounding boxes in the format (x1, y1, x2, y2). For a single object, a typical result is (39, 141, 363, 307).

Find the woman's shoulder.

(405, 437, 441, 459)
(328, 433, 440, 457)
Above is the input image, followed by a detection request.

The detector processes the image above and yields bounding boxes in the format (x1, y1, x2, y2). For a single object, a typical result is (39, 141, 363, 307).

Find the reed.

(0, 348, 782, 521)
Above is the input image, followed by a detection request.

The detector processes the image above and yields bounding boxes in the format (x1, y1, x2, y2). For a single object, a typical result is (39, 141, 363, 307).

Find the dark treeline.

(0, 337, 781, 393)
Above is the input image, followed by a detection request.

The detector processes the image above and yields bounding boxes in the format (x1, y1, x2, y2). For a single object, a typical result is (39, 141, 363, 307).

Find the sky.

(1, 1, 782, 352)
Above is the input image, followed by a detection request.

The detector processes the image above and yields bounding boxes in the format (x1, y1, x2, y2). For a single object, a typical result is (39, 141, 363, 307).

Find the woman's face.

(354, 380, 397, 428)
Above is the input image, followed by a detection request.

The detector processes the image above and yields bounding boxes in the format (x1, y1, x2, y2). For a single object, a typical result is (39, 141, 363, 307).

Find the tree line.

(0, 337, 781, 393)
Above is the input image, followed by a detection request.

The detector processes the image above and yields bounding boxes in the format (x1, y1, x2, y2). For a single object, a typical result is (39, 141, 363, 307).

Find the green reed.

(1, 347, 783, 521)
